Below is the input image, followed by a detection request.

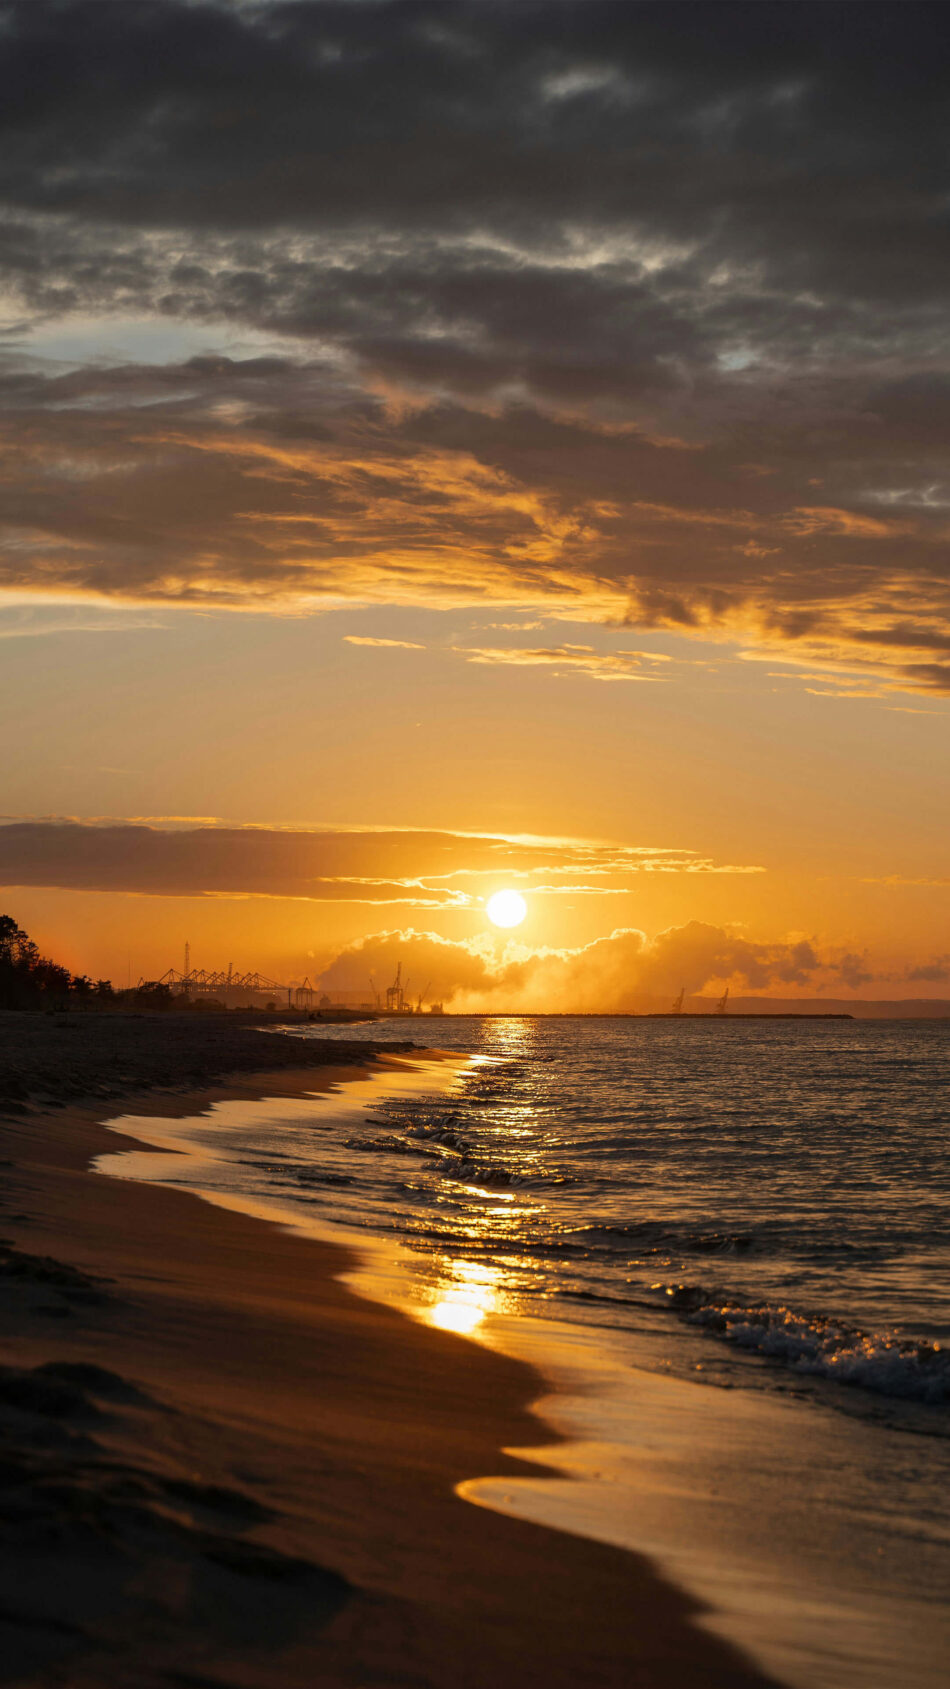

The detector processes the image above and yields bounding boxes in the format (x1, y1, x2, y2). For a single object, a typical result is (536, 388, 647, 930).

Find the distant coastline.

(420, 1003, 950, 1019)
(424, 1009, 858, 1019)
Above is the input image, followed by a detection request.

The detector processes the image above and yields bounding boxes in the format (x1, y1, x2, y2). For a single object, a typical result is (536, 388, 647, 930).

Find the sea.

(98, 1016, 950, 1689)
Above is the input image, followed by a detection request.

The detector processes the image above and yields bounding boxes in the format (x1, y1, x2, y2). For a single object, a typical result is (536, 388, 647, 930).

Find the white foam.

(686, 1298, 949, 1403)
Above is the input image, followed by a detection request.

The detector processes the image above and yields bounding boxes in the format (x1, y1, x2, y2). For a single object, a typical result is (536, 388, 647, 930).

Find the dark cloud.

(0, 3, 945, 275)
(0, 820, 758, 899)
(0, 3, 949, 688)
(0, 2, 944, 336)
(834, 951, 873, 989)
(907, 956, 950, 984)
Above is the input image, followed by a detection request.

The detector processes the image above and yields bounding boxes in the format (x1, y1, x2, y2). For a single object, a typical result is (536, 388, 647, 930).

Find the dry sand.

(0, 1012, 778, 1688)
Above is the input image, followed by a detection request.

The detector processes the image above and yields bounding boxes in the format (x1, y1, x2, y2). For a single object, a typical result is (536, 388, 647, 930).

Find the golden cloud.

(343, 635, 425, 649)
(455, 644, 670, 681)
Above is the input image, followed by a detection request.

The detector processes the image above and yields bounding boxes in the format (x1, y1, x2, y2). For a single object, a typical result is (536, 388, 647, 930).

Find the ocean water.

(278, 1016, 950, 1426)
(99, 1015, 950, 1689)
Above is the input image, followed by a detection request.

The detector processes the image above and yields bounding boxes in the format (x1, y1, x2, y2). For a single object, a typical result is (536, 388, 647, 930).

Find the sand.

(0, 1011, 778, 1688)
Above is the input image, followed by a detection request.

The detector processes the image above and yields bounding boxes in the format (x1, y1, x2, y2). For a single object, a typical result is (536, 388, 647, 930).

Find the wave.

(345, 1129, 521, 1190)
(350, 1106, 579, 1193)
(568, 1221, 759, 1258)
(666, 1287, 950, 1405)
(449, 1158, 519, 1188)
(345, 1133, 420, 1155)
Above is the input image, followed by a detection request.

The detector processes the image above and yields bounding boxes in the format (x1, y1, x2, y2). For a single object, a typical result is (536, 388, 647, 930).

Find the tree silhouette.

(0, 914, 83, 1008)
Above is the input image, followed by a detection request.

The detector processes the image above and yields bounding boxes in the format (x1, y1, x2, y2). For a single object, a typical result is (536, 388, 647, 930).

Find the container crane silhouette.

(386, 962, 408, 1013)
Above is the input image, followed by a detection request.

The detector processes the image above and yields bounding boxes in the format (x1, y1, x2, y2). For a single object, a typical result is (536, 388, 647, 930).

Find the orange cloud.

(455, 644, 669, 681)
(343, 635, 425, 649)
(318, 921, 876, 1010)
(781, 507, 907, 539)
(1, 358, 949, 694)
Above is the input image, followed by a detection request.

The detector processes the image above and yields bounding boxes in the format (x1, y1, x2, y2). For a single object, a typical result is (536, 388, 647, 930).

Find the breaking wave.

(209, 1015, 950, 1430)
(666, 1287, 950, 1404)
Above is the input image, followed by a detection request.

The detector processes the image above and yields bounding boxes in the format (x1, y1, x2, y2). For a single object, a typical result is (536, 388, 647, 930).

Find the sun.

(486, 889, 527, 929)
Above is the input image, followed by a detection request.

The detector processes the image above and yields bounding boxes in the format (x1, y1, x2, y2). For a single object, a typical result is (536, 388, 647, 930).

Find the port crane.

(159, 963, 291, 1002)
(156, 950, 437, 1017)
(385, 962, 408, 1014)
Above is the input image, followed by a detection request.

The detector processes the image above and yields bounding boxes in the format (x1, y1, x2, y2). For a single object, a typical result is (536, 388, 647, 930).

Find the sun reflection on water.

(425, 1258, 507, 1336)
(484, 1016, 532, 1058)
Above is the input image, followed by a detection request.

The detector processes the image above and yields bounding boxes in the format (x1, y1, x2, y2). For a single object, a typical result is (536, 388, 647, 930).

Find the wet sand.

(0, 1012, 778, 1688)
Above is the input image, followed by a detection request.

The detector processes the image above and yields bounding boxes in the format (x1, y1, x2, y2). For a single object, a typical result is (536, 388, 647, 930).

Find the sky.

(0, 0, 948, 1006)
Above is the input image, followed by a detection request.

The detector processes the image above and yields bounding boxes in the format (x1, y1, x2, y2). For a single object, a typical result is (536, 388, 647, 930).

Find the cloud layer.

(0, 820, 761, 901)
(1, 3, 949, 688)
(318, 922, 869, 1010)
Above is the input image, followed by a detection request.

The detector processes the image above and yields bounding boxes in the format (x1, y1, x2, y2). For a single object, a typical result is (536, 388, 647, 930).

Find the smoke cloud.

(318, 922, 864, 1010)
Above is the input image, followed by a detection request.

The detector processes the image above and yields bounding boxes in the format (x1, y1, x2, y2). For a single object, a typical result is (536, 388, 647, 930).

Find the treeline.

(0, 915, 257, 1012)
(0, 914, 116, 1010)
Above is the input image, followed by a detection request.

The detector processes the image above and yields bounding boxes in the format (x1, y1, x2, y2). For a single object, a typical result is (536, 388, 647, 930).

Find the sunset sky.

(1, 0, 948, 1004)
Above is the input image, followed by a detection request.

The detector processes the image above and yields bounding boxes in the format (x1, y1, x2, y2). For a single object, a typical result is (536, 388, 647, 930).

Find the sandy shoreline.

(0, 1012, 777, 1687)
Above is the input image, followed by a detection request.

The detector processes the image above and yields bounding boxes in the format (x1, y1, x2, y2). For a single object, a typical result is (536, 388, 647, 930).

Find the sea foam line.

(666, 1289, 949, 1404)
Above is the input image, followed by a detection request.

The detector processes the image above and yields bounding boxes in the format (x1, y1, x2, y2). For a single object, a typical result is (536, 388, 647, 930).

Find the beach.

(3, 5, 947, 1684)
(0, 1011, 775, 1689)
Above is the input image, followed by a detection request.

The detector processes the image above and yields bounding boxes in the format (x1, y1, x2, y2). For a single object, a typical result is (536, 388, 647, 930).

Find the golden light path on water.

(422, 1017, 540, 1336)
(427, 1260, 507, 1334)
(94, 1014, 950, 1689)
